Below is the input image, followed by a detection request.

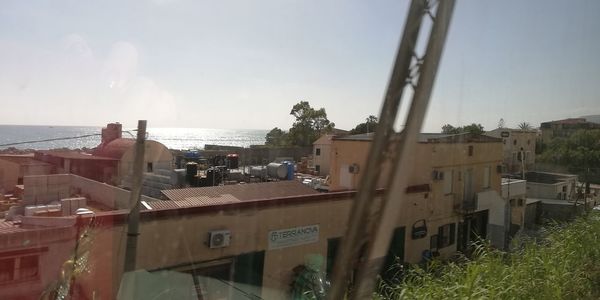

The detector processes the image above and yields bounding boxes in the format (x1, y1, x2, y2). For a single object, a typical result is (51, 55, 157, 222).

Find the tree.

(518, 122, 533, 131)
(462, 123, 485, 135)
(350, 115, 379, 134)
(441, 124, 461, 134)
(441, 123, 484, 135)
(498, 118, 506, 128)
(287, 101, 335, 146)
(539, 129, 600, 186)
(265, 127, 289, 146)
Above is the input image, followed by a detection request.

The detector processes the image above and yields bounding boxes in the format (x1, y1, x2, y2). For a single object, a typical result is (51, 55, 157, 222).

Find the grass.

(376, 212, 600, 299)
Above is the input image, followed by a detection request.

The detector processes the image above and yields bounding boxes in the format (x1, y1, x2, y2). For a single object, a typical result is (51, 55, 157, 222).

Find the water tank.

(227, 154, 239, 169)
(206, 168, 222, 186)
(186, 162, 198, 178)
(285, 162, 294, 180)
(250, 166, 266, 177)
(186, 162, 198, 186)
(267, 163, 288, 180)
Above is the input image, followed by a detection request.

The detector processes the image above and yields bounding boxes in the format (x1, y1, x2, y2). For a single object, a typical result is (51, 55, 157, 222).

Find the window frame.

(437, 223, 456, 248)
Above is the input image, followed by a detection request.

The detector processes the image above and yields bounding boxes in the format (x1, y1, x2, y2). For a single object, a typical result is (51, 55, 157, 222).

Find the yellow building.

(487, 127, 537, 174)
(0, 132, 508, 299)
(327, 132, 507, 251)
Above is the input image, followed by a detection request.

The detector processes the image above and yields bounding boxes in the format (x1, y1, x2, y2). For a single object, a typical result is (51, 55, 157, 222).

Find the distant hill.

(581, 115, 600, 124)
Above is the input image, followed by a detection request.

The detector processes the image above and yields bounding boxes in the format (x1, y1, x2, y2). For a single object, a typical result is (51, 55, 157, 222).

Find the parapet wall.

(23, 174, 157, 210)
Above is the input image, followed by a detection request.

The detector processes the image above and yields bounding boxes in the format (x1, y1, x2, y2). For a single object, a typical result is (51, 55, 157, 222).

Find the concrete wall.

(0, 159, 20, 192)
(539, 202, 584, 222)
(0, 159, 53, 193)
(312, 135, 333, 176)
(118, 140, 174, 183)
(23, 174, 155, 209)
(477, 190, 507, 248)
(487, 129, 536, 173)
(502, 180, 526, 199)
(23, 174, 71, 206)
(527, 181, 574, 200)
(128, 195, 462, 299)
(192, 146, 313, 166)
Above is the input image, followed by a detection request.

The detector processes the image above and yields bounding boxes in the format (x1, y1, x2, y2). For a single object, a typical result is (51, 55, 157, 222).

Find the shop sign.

(268, 225, 319, 250)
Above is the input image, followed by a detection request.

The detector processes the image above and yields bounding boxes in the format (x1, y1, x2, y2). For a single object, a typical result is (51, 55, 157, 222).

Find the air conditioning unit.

(208, 230, 231, 248)
(348, 164, 360, 174)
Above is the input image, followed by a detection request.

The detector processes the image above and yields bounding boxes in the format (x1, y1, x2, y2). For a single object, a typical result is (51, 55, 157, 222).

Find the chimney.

(101, 123, 122, 145)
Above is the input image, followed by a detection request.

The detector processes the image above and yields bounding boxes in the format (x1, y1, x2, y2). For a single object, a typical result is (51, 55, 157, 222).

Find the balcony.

(454, 193, 478, 214)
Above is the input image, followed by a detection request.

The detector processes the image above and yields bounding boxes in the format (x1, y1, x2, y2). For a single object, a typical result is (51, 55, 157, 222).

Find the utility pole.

(328, 1, 456, 299)
(124, 120, 147, 272)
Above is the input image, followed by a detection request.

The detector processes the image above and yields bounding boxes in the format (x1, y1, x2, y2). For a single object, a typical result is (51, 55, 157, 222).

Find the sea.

(0, 125, 268, 150)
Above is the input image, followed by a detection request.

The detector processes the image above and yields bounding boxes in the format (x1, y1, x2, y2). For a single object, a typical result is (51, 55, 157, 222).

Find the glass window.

(316, 148, 321, 156)
(17, 256, 39, 280)
(483, 166, 491, 188)
(438, 223, 456, 248)
(443, 170, 453, 194)
(0, 258, 15, 283)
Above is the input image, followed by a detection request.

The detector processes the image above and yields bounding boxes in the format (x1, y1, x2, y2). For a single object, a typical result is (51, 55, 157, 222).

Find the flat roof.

(36, 150, 118, 161)
(155, 181, 320, 209)
(0, 155, 51, 166)
(502, 178, 526, 184)
(332, 132, 502, 143)
(530, 198, 583, 206)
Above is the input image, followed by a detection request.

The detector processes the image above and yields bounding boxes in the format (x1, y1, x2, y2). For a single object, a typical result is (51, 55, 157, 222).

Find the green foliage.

(441, 123, 484, 135)
(265, 127, 289, 147)
(350, 115, 379, 135)
(539, 129, 600, 183)
(286, 101, 335, 147)
(518, 122, 533, 130)
(377, 213, 600, 299)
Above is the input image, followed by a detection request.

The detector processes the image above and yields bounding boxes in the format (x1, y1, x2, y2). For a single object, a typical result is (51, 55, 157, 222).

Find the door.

(339, 164, 352, 189)
(381, 227, 405, 283)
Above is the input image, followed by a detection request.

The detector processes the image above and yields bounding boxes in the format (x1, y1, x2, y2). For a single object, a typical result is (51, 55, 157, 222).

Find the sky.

(0, 0, 599, 132)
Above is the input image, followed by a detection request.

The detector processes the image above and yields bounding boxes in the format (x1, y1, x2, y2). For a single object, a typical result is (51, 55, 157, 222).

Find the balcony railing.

(453, 193, 478, 214)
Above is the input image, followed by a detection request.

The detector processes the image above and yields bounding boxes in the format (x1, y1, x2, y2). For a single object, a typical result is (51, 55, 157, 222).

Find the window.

(315, 148, 321, 156)
(17, 256, 39, 280)
(443, 170, 453, 194)
(438, 223, 456, 248)
(0, 255, 39, 283)
(513, 139, 517, 145)
(315, 165, 320, 172)
(0, 258, 15, 283)
(468, 145, 473, 156)
(147, 162, 153, 173)
(483, 166, 491, 188)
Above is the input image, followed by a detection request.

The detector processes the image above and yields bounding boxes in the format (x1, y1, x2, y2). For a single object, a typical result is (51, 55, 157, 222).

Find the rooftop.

(0, 154, 51, 166)
(93, 138, 136, 159)
(36, 150, 117, 161)
(333, 132, 502, 143)
(153, 181, 320, 209)
(525, 171, 577, 184)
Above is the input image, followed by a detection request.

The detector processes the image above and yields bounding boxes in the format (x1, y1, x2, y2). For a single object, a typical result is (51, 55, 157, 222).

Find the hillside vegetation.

(377, 213, 600, 299)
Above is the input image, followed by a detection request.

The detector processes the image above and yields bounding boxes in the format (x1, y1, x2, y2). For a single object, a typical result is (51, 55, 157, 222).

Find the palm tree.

(518, 122, 533, 130)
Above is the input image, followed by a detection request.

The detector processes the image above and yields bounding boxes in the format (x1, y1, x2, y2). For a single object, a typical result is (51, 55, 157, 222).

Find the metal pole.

(350, 1, 456, 298)
(124, 120, 147, 272)
(328, 1, 427, 299)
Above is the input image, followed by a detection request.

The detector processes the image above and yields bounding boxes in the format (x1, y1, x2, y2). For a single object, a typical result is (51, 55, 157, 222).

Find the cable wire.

(0, 130, 138, 147)
(0, 134, 102, 147)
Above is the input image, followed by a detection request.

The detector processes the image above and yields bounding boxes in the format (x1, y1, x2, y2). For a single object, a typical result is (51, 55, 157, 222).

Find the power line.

(0, 134, 102, 147)
(0, 130, 137, 147)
